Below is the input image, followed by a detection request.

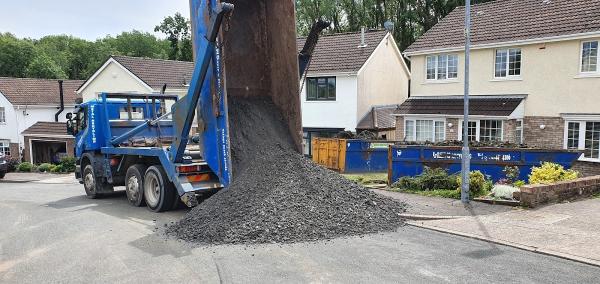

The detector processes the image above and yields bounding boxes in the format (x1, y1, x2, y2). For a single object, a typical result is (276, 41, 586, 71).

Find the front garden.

(6, 157, 76, 174)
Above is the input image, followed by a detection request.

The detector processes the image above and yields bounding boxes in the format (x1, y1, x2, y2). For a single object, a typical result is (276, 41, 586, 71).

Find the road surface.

(1, 175, 598, 283)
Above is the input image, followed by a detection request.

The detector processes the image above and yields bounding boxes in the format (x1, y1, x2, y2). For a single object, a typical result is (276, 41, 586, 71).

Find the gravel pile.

(167, 98, 406, 245)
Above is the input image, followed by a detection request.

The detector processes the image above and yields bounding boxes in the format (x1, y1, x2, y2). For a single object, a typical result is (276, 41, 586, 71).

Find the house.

(77, 55, 194, 101)
(396, 0, 600, 176)
(298, 30, 410, 155)
(0, 77, 84, 162)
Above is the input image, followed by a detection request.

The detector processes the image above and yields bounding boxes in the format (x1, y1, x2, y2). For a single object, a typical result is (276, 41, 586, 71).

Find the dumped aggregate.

(166, 98, 406, 245)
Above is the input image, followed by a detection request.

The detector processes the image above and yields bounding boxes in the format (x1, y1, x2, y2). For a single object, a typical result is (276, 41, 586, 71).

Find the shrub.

(492, 184, 520, 200)
(17, 162, 34, 172)
(37, 163, 53, 173)
(529, 162, 578, 185)
(456, 170, 492, 197)
(59, 157, 77, 172)
(393, 167, 459, 191)
(50, 164, 64, 173)
(513, 180, 526, 188)
(6, 157, 20, 172)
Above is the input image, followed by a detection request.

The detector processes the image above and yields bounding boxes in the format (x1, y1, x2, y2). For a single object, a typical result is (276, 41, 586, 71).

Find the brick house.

(396, 0, 600, 176)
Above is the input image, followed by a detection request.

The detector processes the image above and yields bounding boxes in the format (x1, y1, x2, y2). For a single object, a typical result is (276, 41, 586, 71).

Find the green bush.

(37, 163, 53, 173)
(17, 162, 34, 172)
(50, 164, 64, 173)
(503, 166, 520, 183)
(513, 180, 526, 188)
(529, 162, 578, 185)
(393, 167, 459, 191)
(59, 157, 76, 172)
(456, 170, 492, 197)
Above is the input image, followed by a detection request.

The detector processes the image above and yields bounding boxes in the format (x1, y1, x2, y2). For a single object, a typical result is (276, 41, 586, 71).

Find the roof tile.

(112, 56, 195, 89)
(0, 77, 84, 106)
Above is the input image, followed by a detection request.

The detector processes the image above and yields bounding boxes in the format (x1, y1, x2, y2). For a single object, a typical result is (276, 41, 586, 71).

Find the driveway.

(1, 178, 599, 283)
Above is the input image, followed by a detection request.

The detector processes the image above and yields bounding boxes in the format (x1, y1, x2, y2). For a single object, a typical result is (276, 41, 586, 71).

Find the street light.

(461, 0, 472, 204)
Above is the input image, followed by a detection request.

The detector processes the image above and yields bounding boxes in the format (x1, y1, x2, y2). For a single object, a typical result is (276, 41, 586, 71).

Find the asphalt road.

(1, 177, 599, 283)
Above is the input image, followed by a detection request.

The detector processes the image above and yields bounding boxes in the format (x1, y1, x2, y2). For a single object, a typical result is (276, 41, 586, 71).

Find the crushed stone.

(166, 98, 406, 245)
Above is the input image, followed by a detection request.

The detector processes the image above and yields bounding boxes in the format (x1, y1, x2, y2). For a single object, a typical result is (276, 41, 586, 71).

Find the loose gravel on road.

(167, 98, 406, 245)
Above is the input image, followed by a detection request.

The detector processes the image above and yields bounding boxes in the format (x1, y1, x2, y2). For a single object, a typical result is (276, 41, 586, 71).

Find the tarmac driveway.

(1, 176, 599, 283)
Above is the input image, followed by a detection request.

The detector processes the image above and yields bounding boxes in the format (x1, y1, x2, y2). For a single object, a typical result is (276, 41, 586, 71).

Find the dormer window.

(495, 48, 521, 78)
(426, 54, 458, 80)
(581, 41, 598, 73)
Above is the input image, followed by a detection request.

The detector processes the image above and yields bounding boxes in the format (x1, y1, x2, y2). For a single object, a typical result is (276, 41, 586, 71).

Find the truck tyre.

(125, 164, 147, 207)
(82, 164, 113, 198)
(143, 165, 176, 212)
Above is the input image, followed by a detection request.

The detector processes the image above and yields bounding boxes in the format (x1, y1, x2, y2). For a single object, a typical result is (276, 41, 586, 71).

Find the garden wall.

(519, 175, 600, 208)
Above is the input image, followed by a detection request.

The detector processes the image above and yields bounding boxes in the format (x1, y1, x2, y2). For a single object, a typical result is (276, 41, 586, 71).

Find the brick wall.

(503, 119, 517, 144)
(523, 116, 564, 149)
(395, 116, 404, 141)
(519, 175, 600, 208)
(446, 118, 459, 141)
(8, 143, 20, 161)
(572, 161, 600, 177)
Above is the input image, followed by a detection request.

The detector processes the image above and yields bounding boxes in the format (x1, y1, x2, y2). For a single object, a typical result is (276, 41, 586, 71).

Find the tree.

(0, 33, 36, 77)
(26, 53, 67, 79)
(101, 30, 169, 59)
(155, 13, 193, 61)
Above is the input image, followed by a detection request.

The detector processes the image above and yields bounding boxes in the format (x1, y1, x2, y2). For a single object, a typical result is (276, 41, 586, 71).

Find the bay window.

(581, 41, 599, 73)
(426, 54, 458, 80)
(495, 48, 521, 78)
(566, 121, 600, 161)
(405, 119, 445, 142)
(459, 120, 504, 142)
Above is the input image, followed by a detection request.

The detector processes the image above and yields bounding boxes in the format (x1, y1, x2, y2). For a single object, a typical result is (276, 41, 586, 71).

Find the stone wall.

(8, 143, 20, 161)
(523, 116, 564, 149)
(503, 119, 517, 144)
(572, 161, 600, 177)
(519, 175, 600, 208)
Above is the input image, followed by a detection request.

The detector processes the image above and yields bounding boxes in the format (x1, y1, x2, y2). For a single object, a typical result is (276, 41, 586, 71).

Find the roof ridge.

(111, 55, 193, 64)
(0, 76, 84, 83)
(297, 29, 387, 40)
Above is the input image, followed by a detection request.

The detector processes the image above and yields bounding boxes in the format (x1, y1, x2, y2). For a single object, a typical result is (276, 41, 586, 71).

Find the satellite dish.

(384, 21, 394, 32)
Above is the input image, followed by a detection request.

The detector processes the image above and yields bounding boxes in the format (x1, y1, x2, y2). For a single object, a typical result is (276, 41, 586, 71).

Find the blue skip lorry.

(67, 1, 328, 212)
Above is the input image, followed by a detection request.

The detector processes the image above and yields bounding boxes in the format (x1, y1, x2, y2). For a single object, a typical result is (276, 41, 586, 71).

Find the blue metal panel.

(343, 140, 393, 173)
(388, 146, 582, 184)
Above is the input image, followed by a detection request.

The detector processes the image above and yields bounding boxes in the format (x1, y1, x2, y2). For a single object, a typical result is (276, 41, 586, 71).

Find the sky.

(0, 0, 190, 40)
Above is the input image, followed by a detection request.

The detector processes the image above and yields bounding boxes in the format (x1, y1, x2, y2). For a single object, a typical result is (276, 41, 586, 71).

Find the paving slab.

(409, 198, 600, 266)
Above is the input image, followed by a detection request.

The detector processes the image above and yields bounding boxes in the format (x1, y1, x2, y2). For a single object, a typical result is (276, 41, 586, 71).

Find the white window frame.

(404, 118, 446, 142)
(0, 107, 5, 124)
(0, 140, 10, 156)
(494, 48, 522, 79)
(458, 119, 504, 142)
(563, 120, 600, 162)
(579, 40, 599, 75)
(425, 54, 459, 81)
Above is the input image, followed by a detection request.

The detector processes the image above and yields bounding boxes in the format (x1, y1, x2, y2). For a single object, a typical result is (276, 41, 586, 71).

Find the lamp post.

(461, 0, 472, 204)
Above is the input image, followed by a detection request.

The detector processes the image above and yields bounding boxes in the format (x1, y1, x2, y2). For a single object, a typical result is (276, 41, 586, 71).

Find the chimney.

(55, 80, 64, 122)
(359, 27, 367, 48)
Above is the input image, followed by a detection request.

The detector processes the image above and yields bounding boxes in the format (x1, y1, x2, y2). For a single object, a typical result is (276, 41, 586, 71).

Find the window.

(460, 120, 504, 142)
(426, 54, 458, 80)
(495, 48, 521, 78)
(515, 120, 523, 144)
(405, 119, 445, 142)
(0, 140, 10, 156)
(565, 121, 600, 161)
(0, 107, 5, 123)
(307, 77, 336, 101)
(581, 41, 599, 73)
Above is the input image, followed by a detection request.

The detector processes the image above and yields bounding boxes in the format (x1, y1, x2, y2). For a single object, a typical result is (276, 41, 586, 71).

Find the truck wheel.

(82, 164, 113, 198)
(125, 164, 147, 207)
(143, 165, 175, 212)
